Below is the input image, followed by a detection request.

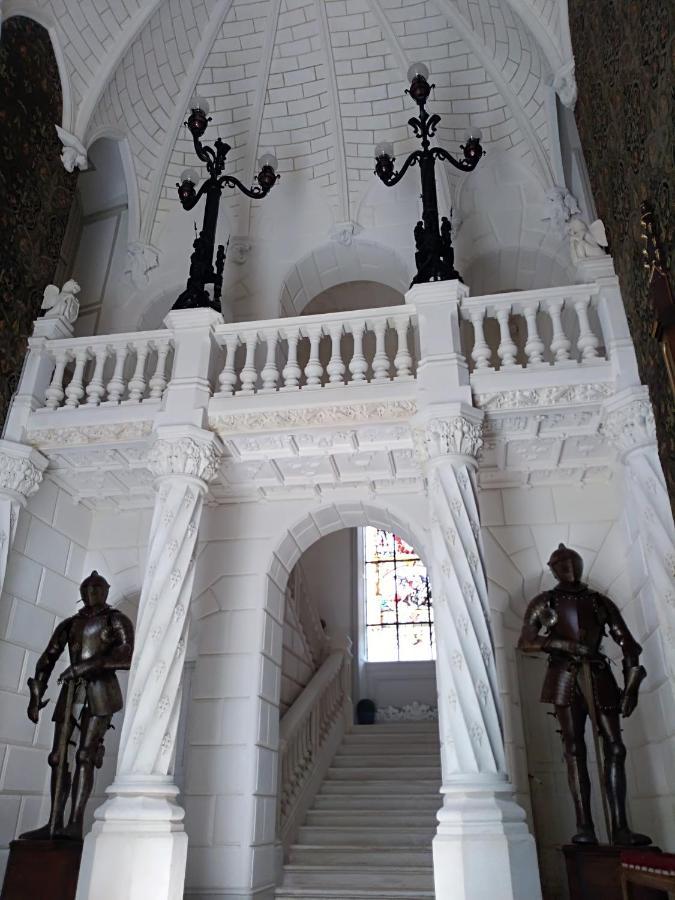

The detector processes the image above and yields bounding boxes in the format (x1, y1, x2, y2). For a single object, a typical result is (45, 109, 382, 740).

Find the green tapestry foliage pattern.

(0, 16, 78, 425)
(569, 0, 674, 496)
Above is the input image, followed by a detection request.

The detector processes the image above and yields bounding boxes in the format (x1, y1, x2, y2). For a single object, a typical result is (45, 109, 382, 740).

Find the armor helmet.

(79, 570, 110, 601)
(547, 543, 583, 580)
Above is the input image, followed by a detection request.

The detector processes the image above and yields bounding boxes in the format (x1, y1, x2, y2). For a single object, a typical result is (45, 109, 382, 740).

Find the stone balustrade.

(39, 331, 174, 410)
(213, 305, 417, 396)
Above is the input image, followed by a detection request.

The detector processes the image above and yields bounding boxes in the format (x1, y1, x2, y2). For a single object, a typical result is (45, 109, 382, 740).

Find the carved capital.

(601, 396, 656, 457)
(0, 441, 48, 504)
(415, 415, 484, 463)
(553, 60, 577, 109)
(55, 126, 88, 173)
(148, 432, 223, 484)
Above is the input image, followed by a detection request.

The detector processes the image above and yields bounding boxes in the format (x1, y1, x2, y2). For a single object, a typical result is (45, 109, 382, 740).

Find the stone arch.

(277, 240, 410, 318)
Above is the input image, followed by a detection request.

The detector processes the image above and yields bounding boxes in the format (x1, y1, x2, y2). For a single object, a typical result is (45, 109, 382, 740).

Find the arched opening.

(0, 15, 77, 422)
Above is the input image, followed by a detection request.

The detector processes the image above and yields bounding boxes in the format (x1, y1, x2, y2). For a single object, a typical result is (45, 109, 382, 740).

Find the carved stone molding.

(125, 242, 160, 288)
(474, 383, 614, 411)
(553, 60, 577, 109)
(0, 441, 47, 502)
(415, 415, 484, 463)
(601, 396, 657, 457)
(377, 702, 438, 722)
(27, 420, 154, 449)
(147, 433, 223, 484)
(211, 399, 417, 434)
(55, 125, 88, 172)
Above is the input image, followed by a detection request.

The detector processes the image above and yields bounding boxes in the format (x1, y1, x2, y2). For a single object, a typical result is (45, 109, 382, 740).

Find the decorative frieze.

(211, 398, 417, 434)
(474, 382, 613, 411)
(600, 395, 656, 457)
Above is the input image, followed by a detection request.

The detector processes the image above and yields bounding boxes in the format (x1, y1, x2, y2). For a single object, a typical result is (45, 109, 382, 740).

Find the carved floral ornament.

(147, 435, 223, 483)
(600, 397, 657, 456)
(414, 416, 484, 463)
(0, 450, 45, 500)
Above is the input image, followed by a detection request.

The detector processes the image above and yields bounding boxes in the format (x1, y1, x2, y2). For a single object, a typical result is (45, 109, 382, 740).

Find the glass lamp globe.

(407, 62, 430, 83)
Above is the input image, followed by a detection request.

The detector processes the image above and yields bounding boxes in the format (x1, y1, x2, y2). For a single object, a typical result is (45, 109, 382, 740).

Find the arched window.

(363, 527, 434, 662)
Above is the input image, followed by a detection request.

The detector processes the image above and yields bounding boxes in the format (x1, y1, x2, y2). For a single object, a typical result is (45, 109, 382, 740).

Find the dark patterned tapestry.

(569, 1, 674, 497)
(0, 16, 78, 425)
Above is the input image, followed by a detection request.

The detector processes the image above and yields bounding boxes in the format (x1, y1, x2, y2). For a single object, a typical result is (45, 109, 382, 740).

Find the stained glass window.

(363, 527, 435, 662)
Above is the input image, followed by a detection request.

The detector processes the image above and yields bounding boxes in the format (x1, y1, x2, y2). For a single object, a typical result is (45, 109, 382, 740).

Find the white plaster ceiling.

(12, 0, 576, 254)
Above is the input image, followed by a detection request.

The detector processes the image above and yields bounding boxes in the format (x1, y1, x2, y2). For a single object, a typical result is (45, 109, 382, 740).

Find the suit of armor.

(22, 571, 134, 841)
(518, 545, 650, 847)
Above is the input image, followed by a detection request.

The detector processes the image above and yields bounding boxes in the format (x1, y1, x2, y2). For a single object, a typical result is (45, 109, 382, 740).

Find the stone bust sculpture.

(518, 544, 650, 847)
(22, 571, 134, 841)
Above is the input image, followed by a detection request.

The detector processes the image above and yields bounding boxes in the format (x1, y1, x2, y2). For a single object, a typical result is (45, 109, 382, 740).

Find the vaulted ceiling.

(11, 0, 575, 250)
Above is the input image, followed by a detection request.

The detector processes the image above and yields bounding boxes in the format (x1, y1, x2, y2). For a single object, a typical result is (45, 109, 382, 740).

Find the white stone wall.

(479, 481, 675, 900)
(0, 479, 92, 881)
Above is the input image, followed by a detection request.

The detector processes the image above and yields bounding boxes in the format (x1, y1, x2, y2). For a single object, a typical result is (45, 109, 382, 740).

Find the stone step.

(288, 846, 433, 867)
(349, 723, 438, 734)
(279, 864, 434, 891)
(325, 766, 442, 781)
(337, 740, 439, 753)
(275, 888, 434, 899)
(305, 810, 437, 827)
(297, 826, 435, 846)
(310, 790, 443, 817)
(331, 753, 440, 768)
(319, 780, 440, 795)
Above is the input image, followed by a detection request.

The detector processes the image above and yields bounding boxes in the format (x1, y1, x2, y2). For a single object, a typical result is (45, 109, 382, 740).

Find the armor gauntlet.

(621, 664, 646, 718)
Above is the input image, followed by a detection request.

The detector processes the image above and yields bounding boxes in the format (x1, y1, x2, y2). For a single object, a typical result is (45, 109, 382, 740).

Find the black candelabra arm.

(374, 148, 422, 187)
(432, 144, 483, 173)
(219, 168, 279, 199)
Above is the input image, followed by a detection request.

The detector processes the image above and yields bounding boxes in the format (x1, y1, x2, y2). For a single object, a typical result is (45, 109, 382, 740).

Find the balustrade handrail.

(280, 648, 345, 743)
(214, 302, 416, 340)
(459, 282, 598, 315)
(30, 327, 173, 354)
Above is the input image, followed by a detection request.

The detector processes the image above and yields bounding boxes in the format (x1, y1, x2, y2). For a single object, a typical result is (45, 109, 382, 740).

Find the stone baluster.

(573, 293, 600, 361)
(521, 300, 545, 366)
(0, 440, 47, 599)
(64, 347, 89, 408)
(281, 327, 302, 390)
(304, 326, 323, 389)
(127, 341, 150, 402)
(105, 345, 129, 404)
(371, 318, 389, 381)
(85, 346, 109, 405)
(148, 341, 171, 400)
(76, 428, 224, 900)
(469, 307, 491, 370)
(495, 306, 518, 368)
(348, 320, 367, 383)
(326, 323, 345, 386)
(413, 409, 541, 900)
(260, 329, 279, 392)
(218, 334, 239, 395)
(393, 315, 413, 380)
(240, 333, 258, 394)
(546, 297, 572, 362)
(44, 349, 70, 409)
(601, 391, 675, 677)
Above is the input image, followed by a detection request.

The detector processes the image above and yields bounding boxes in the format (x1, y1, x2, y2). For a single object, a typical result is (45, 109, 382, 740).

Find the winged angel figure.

(41, 280, 81, 323)
(568, 217, 609, 264)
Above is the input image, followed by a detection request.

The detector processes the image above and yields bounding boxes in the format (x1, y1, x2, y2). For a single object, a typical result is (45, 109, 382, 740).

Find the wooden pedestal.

(1, 839, 83, 900)
(563, 845, 668, 900)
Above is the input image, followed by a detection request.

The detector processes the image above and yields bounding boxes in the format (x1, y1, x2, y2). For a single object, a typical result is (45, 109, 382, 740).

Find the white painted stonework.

(1, 2, 674, 899)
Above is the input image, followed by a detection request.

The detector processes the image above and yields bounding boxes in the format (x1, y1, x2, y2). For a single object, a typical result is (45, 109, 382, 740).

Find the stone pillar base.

(75, 776, 187, 900)
(432, 776, 542, 900)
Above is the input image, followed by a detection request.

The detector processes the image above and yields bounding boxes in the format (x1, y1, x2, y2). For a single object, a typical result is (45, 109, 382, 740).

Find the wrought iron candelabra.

(374, 63, 484, 286)
(174, 97, 278, 312)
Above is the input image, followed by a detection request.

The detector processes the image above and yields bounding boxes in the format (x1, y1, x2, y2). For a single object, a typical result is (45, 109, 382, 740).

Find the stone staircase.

(275, 721, 440, 900)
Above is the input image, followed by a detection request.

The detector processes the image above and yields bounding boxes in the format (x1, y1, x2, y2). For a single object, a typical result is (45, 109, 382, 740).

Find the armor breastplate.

(67, 608, 114, 664)
(549, 589, 605, 652)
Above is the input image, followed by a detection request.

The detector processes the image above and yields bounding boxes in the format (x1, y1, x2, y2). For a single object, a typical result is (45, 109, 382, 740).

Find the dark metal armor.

(518, 544, 650, 848)
(22, 571, 133, 841)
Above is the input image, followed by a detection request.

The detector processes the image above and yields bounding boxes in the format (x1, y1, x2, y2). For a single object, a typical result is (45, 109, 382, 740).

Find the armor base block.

(1, 838, 83, 900)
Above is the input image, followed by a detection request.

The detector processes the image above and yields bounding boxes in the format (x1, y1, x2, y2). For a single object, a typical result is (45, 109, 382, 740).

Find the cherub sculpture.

(41, 280, 81, 324)
(568, 216, 608, 264)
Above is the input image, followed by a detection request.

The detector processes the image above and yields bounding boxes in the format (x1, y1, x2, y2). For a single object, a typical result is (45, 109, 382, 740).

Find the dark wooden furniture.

(0, 839, 82, 900)
(620, 849, 674, 900)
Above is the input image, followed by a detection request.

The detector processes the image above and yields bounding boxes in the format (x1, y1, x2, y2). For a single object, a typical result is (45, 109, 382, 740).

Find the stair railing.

(289, 563, 328, 667)
(277, 635, 352, 851)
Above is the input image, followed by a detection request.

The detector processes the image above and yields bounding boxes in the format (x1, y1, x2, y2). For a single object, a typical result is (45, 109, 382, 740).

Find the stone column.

(601, 388, 675, 676)
(76, 426, 223, 900)
(0, 440, 48, 594)
(414, 407, 542, 900)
